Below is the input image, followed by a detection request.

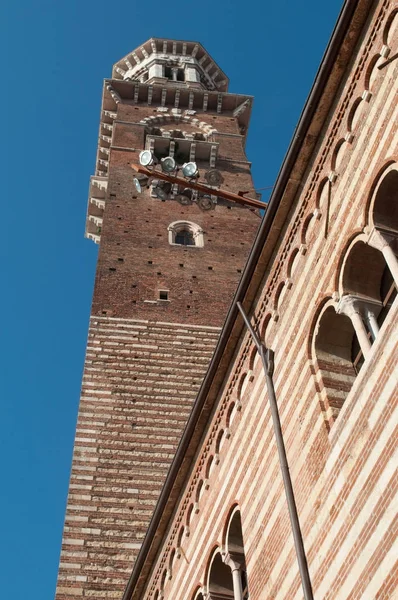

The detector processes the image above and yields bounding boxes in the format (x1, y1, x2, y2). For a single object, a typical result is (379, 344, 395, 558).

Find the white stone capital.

(367, 226, 397, 251)
(336, 295, 362, 319)
(223, 552, 244, 572)
(337, 295, 381, 320)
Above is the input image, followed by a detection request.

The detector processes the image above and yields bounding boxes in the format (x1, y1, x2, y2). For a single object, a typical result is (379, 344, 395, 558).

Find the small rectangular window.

(159, 290, 169, 301)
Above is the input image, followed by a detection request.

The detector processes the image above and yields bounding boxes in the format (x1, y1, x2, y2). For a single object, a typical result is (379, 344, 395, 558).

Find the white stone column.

(224, 554, 243, 600)
(364, 306, 380, 340)
(368, 227, 398, 285)
(337, 296, 372, 357)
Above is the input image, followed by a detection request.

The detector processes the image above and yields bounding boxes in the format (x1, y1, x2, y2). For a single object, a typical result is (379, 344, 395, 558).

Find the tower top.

(112, 38, 229, 92)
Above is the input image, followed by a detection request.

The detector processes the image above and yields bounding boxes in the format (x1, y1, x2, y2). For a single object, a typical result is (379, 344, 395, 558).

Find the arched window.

(168, 221, 204, 247)
(313, 303, 358, 427)
(350, 263, 397, 374)
(312, 166, 398, 428)
(341, 236, 397, 358)
(207, 552, 234, 600)
(225, 509, 249, 600)
(371, 168, 398, 232)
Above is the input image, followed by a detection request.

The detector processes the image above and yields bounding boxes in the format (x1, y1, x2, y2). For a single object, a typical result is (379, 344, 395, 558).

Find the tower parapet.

(112, 38, 229, 91)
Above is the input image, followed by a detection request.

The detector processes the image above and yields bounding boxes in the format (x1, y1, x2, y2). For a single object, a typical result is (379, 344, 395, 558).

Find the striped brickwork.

(55, 317, 221, 598)
(143, 3, 398, 598)
(145, 307, 397, 600)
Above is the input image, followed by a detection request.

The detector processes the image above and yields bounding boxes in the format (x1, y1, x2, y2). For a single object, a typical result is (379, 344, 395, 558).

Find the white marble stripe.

(315, 446, 398, 598)
(353, 537, 398, 599)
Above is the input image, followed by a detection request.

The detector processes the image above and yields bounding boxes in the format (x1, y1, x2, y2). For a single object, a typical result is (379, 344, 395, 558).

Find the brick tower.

(56, 38, 260, 599)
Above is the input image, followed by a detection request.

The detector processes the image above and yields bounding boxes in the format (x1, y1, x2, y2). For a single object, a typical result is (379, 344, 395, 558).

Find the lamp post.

(236, 302, 314, 600)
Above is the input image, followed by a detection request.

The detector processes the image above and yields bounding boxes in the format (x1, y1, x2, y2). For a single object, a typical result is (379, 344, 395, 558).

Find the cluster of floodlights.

(133, 150, 224, 208)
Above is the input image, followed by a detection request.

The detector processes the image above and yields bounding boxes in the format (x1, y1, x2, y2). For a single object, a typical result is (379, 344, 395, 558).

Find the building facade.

(55, 41, 260, 599)
(121, 1, 398, 599)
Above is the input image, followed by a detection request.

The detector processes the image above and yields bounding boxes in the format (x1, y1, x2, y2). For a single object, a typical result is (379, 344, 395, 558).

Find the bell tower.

(56, 38, 260, 600)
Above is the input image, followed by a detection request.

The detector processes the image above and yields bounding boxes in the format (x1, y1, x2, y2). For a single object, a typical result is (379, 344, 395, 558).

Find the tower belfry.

(56, 38, 260, 600)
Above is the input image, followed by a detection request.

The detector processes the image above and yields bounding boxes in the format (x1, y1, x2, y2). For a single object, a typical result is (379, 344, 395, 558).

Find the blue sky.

(1, 0, 342, 597)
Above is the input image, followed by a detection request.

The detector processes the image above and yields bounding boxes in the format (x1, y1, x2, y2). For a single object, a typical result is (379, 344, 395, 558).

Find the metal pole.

(131, 163, 266, 210)
(237, 302, 314, 600)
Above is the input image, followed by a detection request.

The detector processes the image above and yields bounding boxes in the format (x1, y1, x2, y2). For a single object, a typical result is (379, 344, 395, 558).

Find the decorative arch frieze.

(383, 6, 398, 45)
(331, 138, 347, 171)
(168, 548, 176, 580)
(140, 113, 218, 136)
(364, 53, 382, 92)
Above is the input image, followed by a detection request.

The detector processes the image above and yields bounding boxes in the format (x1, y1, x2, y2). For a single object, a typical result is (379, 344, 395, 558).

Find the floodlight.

(160, 156, 176, 173)
(133, 177, 142, 193)
(154, 187, 168, 200)
(176, 188, 193, 205)
(139, 150, 156, 167)
(197, 195, 214, 211)
(204, 169, 224, 186)
(153, 181, 172, 200)
(132, 174, 149, 193)
(182, 162, 198, 178)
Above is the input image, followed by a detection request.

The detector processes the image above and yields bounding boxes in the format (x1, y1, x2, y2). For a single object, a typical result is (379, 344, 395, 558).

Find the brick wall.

(92, 103, 258, 324)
